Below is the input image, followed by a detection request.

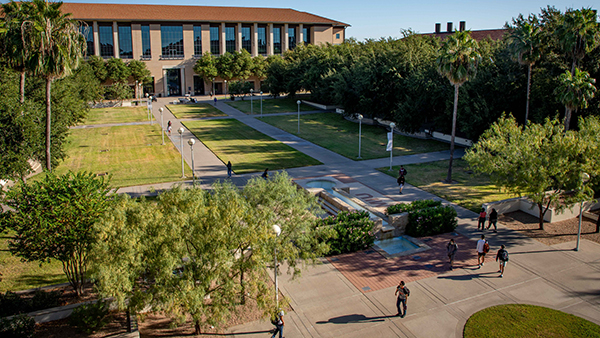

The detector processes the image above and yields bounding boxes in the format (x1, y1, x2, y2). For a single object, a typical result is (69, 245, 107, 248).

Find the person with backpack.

(397, 175, 405, 194)
(476, 234, 489, 268)
(496, 245, 509, 277)
(446, 238, 458, 270)
(487, 208, 498, 232)
(270, 311, 284, 338)
(395, 281, 410, 317)
(399, 165, 407, 177)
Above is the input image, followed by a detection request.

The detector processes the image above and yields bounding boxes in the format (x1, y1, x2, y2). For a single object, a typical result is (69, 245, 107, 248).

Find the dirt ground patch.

(499, 210, 600, 246)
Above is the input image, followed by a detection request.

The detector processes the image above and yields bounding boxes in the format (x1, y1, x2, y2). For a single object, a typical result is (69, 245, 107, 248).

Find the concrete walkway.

(118, 97, 599, 337)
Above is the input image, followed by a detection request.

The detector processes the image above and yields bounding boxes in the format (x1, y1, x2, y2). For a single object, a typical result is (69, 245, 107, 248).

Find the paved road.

(119, 97, 600, 337)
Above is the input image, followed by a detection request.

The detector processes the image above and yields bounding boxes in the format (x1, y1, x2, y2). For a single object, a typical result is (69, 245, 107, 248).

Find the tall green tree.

(556, 7, 600, 129)
(91, 172, 330, 334)
(193, 51, 218, 94)
(86, 55, 107, 82)
(556, 68, 597, 130)
(464, 115, 599, 229)
(0, 171, 113, 296)
(507, 14, 543, 122)
(127, 59, 150, 99)
(436, 30, 481, 183)
(24, 0, 84, 171)
(105, 57, 130, 84)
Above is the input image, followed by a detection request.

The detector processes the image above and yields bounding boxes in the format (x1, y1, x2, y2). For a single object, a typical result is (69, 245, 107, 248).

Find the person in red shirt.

(478, 208, 487, 230)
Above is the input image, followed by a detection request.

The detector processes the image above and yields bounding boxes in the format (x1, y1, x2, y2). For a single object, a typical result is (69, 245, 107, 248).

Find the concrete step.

(318, 198, 338, 216)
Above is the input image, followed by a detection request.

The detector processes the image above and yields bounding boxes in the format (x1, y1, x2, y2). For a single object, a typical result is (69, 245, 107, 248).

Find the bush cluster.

(317, 211, 375, 255)
(0, 290, 62, 317)
(0, 314, 36, 338)
(69, 300, 110, 333)
(406, 205, 458, 237)
(386, 200, 442, 214)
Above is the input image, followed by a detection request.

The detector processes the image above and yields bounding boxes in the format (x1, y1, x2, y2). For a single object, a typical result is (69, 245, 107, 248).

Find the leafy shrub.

(317, 211, 375, 255)
(405, 206, 457, 237)
(387, 200, 441, 214)
(0, 290, 62, 317)
(0, 314, 35, 338)
(69, 300, 109, 333)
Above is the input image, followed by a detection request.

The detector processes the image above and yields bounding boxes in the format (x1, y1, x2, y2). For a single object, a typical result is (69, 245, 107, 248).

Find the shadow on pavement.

(316, 313, 392, 324)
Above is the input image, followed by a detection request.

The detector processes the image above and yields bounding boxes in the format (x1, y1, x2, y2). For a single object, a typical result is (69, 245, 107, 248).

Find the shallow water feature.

(374, 236, 419, 255)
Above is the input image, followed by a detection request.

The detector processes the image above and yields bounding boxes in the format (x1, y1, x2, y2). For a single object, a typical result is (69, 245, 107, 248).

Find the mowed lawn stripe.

(261, 113, 449, 160)
(226, 97, 314, 114)
(166, 103, 226, 119)
(81, 106, 149, 125)
(49, 124, 190, 187)
(184, 119, 321, 174)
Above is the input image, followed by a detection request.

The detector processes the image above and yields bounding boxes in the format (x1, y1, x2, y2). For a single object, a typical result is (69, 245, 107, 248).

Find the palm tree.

(1, 1, 34, 103)
(556, 7, 600, 129)
(436, 30, 481, 183)
(507, 14, 542, 122)
(556, 68, 597, 130)
(24, 0, 84, 171)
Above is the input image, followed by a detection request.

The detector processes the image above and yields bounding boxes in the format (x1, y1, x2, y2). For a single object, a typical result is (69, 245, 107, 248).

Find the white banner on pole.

(387, 132, 393, 141)
(148, 104, 153, 110)
(386, 140, 393, 151)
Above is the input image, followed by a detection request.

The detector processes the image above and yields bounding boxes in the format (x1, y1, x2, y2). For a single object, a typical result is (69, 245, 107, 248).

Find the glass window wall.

(98, 25, 114, 58)
(118, 25, 133, 59)
(161, 25, 184, 58)
(141, 25, 151, 58)
(241, 26, 251, 53)
(79, 24, 94, 56)
(257, 26, 267, 55)
(225, 26, 235, 53)
(273, 27, 281, 54)
(210, 26, 219, 55)
(193, 26, 202, 56)
(288, 27, 296, 50)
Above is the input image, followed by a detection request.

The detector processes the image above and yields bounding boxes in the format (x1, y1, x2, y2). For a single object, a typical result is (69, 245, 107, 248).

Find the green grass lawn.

(464, 304, 600, 338)
(47, 124, 191, 187)
(0, 233, 67, 292)
(183, 119, 321, 174)
(166, 103, 226, 119)
(261, 113, 449, 160)
(378, 159, 515, 212)
(81, 106, 149, 125)
(226, 97, 315, 114)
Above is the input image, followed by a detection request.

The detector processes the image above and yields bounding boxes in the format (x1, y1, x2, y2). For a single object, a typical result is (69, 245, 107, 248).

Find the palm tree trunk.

(45, 76, 52, 171)
(446, 84, 459, 183)
(525, 64, 531, 122)
(20, 71, 26, 103)
(564, 107, 572, 131)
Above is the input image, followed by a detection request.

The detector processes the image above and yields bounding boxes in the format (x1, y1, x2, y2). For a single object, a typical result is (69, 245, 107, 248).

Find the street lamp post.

(388, 122, 396, 171)
(159, 107, 165, 145)
(357, 114, 363, 159)
(576, 172, 590, 251)
(260, 91, 263, 117)
(272, 224, 281, 307)
(224, 80, 227, 99)
(188, 138, 196, 185)
(145, 93, 150, 122)
(297, 100, 301, 133)
(250, 89, 254, 114)
(178, 128, 185, 178)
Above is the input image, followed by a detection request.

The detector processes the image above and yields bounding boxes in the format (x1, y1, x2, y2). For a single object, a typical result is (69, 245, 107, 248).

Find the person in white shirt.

(476, 234, 488, 268)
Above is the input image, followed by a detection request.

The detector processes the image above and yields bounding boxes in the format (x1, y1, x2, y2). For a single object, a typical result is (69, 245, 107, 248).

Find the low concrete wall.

(483, 198, 600, 223)
(426, 131, 473, 147)
(388, 212, 409, 236)
(302, 100, 337, 110)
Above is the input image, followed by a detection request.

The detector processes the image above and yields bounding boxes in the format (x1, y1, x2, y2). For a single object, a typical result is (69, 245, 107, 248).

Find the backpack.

(483, 241, 490, 254)
(500, 249, 508, 261)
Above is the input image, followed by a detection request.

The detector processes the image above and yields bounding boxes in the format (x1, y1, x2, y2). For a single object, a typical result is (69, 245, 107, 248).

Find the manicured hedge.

(386, 200, 441, 215)
(405, 205, 457, 237)
(317, 211, 375, 255)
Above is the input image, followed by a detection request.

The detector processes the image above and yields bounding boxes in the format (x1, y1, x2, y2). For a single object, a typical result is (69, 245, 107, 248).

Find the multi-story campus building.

(62, 3, 349, 96)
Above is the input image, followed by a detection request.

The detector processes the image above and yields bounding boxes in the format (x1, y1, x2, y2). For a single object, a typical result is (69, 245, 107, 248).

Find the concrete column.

(268, 23, 273, 55)
(132, 23, 142, 60)
(201, 24, 210, 55)
(113, 21, 119, 58)
(252, 23, 258, 56)
(298, 24, 303, 45)
(236, 23, 242, 52)
(220, 22, 226, 55)
(183, 24, 193, 58)
(93, 21, 100, 56)
(150, 24, 161, 61)
(283, 23, 289, 52)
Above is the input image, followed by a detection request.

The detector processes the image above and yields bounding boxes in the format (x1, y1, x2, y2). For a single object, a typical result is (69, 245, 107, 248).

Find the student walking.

(478, 208, 487, 230)
(395, 281, 410, 317)
(262, 168, 269, 179)
(496, 245, 509, 277)
(397, 175, 405, 194)
(270, 311, 284, 338)
(226, 161, 232, 178)
(214, 97, 217, 105)
(476, 235, 489, 268)
(487, 208, 498, 232)
(446, 238, 458, 270)
(399, 165, 407, 177)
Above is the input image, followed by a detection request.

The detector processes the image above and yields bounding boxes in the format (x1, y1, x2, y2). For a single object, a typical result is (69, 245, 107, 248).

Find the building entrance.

(166, 69, 181, 96)
(193, 76, 205, 95)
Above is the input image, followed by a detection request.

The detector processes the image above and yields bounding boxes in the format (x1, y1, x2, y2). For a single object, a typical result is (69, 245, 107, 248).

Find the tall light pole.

(188, 138, 196, 185)
(357, 114, 363, 159)
(145, 93, 150, 122)
(250, 89, 254, 114)
(576, 172, 590, 251)
(272, 224, 281, 307)
(260, 91, 263, 117)
(224, 80, 227, 99)
(159, 107, 165, 145)
(297, 100, 301, 134)
(388, 122, 396, 171)
(178, 128, 185, 178)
